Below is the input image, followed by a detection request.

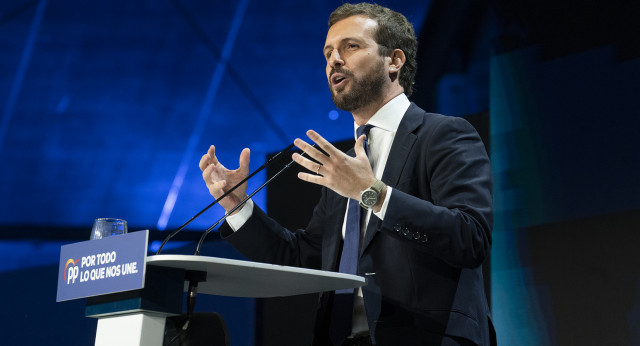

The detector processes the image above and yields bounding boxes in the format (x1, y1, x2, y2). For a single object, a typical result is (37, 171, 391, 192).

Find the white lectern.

(86, 255, 365, 346)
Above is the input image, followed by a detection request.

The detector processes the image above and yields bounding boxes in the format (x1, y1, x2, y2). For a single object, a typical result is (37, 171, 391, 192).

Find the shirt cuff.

(226, 199, 254, 231)
(372, 187, 392, 220)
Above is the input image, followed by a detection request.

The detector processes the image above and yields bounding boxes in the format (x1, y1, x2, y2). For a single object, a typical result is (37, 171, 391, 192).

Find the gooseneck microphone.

(155, 143, 295, 255)
(193, 151, 305, 255)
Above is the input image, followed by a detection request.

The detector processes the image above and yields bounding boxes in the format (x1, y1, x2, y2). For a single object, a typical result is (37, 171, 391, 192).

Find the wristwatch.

(359, 180, 385, 209)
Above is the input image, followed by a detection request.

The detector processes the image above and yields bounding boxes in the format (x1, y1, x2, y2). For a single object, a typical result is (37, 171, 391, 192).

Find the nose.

(328, 49, 344, 69)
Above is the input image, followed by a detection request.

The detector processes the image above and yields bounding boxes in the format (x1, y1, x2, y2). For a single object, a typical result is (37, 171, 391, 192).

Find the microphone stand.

(166, 270, 207, 345)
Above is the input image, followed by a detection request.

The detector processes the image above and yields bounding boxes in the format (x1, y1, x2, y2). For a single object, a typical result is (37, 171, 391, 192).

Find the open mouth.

(331, 74, 348, 88)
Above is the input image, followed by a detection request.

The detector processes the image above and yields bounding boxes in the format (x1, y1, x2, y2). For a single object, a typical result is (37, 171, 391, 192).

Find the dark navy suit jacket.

(219, 104, 495, 345)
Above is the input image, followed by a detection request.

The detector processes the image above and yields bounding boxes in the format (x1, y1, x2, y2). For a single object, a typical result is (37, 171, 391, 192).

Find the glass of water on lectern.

(90, 218, 128, 240)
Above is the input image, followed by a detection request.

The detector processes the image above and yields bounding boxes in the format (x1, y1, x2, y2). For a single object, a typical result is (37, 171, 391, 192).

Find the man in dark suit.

(199, 3, 494, 345)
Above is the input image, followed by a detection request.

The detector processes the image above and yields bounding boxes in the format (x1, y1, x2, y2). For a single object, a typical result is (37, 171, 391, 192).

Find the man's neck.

(351, 90, 405, 125)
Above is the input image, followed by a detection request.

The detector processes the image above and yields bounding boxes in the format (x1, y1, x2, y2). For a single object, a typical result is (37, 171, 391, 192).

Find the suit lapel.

(360, 103, 422, 255)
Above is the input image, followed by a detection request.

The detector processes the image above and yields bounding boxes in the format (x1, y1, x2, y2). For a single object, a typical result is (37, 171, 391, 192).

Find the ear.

(388, 49, 406, 73)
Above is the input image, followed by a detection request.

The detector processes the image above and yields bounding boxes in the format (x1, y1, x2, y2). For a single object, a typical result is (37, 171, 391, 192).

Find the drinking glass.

(90, 218, 128, 240)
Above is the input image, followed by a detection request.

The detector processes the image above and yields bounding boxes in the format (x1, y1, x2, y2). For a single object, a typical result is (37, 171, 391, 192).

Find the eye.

(347, 43, 358, 49)
(324, 49, 333, 59)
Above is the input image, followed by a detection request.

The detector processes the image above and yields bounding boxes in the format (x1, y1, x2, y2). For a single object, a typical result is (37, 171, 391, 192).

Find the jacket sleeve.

(218, 187, 334, 270)
(381, 116, 493, 269)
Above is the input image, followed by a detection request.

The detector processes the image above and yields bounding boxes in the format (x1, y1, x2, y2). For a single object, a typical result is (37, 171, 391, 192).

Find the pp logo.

(64, 258, 80, 284)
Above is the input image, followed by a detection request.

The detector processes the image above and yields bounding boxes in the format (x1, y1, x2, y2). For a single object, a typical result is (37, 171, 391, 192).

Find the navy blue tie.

(337, 124, 372, 280)
(330, 124, 372, 344)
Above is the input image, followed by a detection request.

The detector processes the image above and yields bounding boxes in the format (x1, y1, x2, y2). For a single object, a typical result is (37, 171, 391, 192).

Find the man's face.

(324, 15, 388, 112)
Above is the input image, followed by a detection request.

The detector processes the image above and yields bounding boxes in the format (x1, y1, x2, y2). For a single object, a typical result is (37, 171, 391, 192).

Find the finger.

(202, 163, 216, 183)
(292, 152, 322, 174)
(306, 130, 341, 157)
(208, 180, 227, 197)
(202, 154, 227, 182)
(199, 145, 218, 171)
(208, 145, 219, 165)
(198, 153, 209, 171)
(293, 137, 327, 165)
(297, 171, 325, 187)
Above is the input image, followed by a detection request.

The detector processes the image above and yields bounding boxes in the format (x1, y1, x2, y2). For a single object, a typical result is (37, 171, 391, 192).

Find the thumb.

(354, 134, 367, 157)
(239, 148, 251, 173)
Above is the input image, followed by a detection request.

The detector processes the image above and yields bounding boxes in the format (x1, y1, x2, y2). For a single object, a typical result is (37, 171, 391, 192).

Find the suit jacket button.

(413, 232, 421, 240)
(401, 227, 410, 236)
(421, 234, 429, 243)
(394, 225, 402, 233)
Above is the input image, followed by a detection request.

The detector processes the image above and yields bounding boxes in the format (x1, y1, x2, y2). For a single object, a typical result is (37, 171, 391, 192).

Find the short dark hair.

(329, 3, 418, 96)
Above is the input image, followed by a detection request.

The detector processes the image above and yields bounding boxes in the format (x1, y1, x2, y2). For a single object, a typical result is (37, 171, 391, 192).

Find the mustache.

(330, 67, 354, 78)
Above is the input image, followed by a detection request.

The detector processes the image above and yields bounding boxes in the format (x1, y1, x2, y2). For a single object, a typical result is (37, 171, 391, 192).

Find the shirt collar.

(353, 93, 411, 138)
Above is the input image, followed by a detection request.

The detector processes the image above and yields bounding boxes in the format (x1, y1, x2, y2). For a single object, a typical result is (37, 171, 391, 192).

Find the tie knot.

(356, 124, 373, 139)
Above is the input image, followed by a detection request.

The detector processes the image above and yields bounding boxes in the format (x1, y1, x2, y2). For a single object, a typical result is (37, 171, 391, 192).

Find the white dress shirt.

(346, 93, 410, 335)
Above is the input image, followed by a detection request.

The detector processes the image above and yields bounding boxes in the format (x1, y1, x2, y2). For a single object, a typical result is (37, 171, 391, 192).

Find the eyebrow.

(323, 37, 365, 53)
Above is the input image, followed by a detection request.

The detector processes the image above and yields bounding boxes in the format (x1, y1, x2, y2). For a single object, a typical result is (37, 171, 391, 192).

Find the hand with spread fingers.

(292, 129, 377, 201)
(198, 145, 251, 214)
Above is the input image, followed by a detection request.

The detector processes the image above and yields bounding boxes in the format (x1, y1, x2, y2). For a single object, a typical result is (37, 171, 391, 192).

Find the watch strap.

(359, 179, 385, 209)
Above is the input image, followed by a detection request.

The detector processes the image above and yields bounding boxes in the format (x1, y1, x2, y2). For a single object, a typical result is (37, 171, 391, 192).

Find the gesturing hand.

(199, 145, 250, 214)
(292, 129, 377, 200)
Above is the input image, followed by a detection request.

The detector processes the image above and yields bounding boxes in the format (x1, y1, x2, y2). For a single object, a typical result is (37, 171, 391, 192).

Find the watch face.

(362, 190, 378, 207)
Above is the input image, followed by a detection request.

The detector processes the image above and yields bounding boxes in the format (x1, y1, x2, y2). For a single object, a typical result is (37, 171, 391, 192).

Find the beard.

(329, 61, 386, 112)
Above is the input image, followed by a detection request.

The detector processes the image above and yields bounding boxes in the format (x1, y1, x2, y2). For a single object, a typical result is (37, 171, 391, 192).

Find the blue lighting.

(328, 110, 339, 120)
(156, 0, 250, 231)
(148, 240, 191, 253)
